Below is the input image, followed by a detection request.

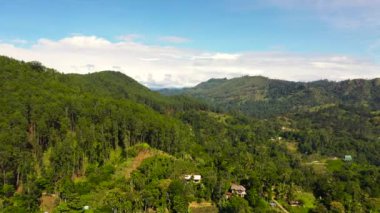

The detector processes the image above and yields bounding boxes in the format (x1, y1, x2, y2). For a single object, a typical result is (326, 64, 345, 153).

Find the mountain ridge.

(0, 55, 379, 212)
(159, 75, 380, 118)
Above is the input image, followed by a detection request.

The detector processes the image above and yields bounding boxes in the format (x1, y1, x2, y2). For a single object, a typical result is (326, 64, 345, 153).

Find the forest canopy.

(0, 56, 379, 212)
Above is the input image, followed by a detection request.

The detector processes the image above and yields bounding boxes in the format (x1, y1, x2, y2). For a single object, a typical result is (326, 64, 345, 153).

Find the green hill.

(161, 75, 380, 166)
(160, 76, 380, 118)
(0, 56, 379, 212)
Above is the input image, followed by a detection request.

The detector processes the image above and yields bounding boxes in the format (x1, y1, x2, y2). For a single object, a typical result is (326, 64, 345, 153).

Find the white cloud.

(0, 35, 379, 88)
(192, 53, 241, 61)
(159, 36, 190, 43)
(36, 36, 111, 48)
(139, 58, 160, 62)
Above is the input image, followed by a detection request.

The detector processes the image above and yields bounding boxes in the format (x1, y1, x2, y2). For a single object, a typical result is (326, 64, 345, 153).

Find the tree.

(221, 196, 252, 213)
(330, 201, 345, 213)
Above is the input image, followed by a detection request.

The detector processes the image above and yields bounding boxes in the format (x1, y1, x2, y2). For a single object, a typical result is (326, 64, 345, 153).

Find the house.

(344, 155, 352, 162)
(193, 175, 201, 183)
(289, 200, 301, 206)
(230, 184, 246, 197)
(184, 174, 201, 183)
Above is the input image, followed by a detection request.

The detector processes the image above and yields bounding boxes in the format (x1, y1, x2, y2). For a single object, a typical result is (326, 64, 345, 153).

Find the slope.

(0, 56, 379, 213)
(0, 56, 197, 211)
(160, 75, 380, 118)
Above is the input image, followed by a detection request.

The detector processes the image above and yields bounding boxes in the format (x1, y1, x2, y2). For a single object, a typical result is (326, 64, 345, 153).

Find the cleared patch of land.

(289, 192, 316, 213)
(189, 201, 218, 213)
(40, 193, 58, 213)
(125, 149, 156, 179)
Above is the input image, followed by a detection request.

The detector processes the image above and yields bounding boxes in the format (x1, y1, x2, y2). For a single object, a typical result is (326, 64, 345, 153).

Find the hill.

(161, 75, 380, 166)
(160, 75, 380, 118)
(0, 56, 379, 212)
(66, 71, 207, 113)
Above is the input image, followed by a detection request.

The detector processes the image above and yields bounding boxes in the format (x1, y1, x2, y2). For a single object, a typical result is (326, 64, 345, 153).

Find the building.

(193, 175, 201, 183)
(184, 174, 201, 183)
(289, 200, 301, 206)
(230, 184, 246, 197)
(344, 155, 352, 162)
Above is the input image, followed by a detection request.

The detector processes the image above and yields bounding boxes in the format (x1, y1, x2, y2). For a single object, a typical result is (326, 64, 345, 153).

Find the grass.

(112, 157, 133, 179)
(189, 201, 218, 213)
(308, 103, 336, 112)
(296, 192, 315, 209)
(289, 192, 316, 213)
(40, 193, 59, 213)
(290, 207, 309, 213)
(326, 159, 344, 172)
(368, 198, 380, 211)
(311, 163, 327, 175)
(285, 142, 298, 153)
(302, 155, 342, 175)
(124, 149, 156, 179)
(110, 143, 167, 179)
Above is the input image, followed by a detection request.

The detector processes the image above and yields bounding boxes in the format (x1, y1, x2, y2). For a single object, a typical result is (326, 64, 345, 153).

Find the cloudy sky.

(1, 0, 380, 88)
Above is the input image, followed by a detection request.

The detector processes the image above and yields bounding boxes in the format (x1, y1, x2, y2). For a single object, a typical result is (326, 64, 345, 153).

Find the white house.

(193, 175, 201, 183)
(184, 174, 202, 183)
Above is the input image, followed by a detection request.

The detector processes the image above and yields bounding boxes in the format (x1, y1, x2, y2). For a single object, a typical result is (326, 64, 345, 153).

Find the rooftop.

(231, 183, 246, 191)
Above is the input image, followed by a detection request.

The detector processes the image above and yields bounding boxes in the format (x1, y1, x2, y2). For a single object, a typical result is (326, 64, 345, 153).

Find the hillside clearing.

(189, 201, 218, 213)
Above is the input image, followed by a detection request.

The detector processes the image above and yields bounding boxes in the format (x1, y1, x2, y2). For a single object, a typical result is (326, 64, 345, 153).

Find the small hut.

(344, 155, 352, 162)
(230, 184, 246, 197)
(193, 175, 201, 183)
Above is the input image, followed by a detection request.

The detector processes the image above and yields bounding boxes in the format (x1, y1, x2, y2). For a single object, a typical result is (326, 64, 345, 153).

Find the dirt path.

(125, 150, 155, 178)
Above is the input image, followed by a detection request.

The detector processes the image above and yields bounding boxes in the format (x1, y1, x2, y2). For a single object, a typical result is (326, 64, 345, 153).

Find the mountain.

(161, 75, 380, 165)
(0, 56, 379, 212)
(0, 56, 204, 211)
(160, 75, 380, 118)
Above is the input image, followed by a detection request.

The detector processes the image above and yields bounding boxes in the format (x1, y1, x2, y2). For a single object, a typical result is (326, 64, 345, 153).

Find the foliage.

(0, 56, 379, 212)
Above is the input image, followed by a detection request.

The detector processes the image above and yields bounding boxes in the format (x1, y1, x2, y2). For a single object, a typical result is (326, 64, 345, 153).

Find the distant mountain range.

(159, 75, 380, 118)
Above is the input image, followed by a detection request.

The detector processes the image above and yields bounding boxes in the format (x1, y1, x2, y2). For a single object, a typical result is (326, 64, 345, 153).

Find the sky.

(0, 0, 380, 88)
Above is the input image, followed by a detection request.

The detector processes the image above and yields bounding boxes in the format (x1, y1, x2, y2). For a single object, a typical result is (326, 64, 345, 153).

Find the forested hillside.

(161, 75, 380, 165)
(0, 56, 379, 212)
(160, 76, 380, 118)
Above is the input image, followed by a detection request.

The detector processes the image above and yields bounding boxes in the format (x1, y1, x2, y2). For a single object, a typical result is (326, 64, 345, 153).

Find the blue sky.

(1, 0, 380, 87)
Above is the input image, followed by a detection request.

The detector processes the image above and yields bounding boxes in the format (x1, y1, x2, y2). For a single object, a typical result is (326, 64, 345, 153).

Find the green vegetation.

(188, 201, 218, 213)
(326, 160, 344, 172)
(0, 56, 379, 212)
(162, 76, 380, 166)
(160, 75, 380, 119)
(290, 192, 315, 213)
